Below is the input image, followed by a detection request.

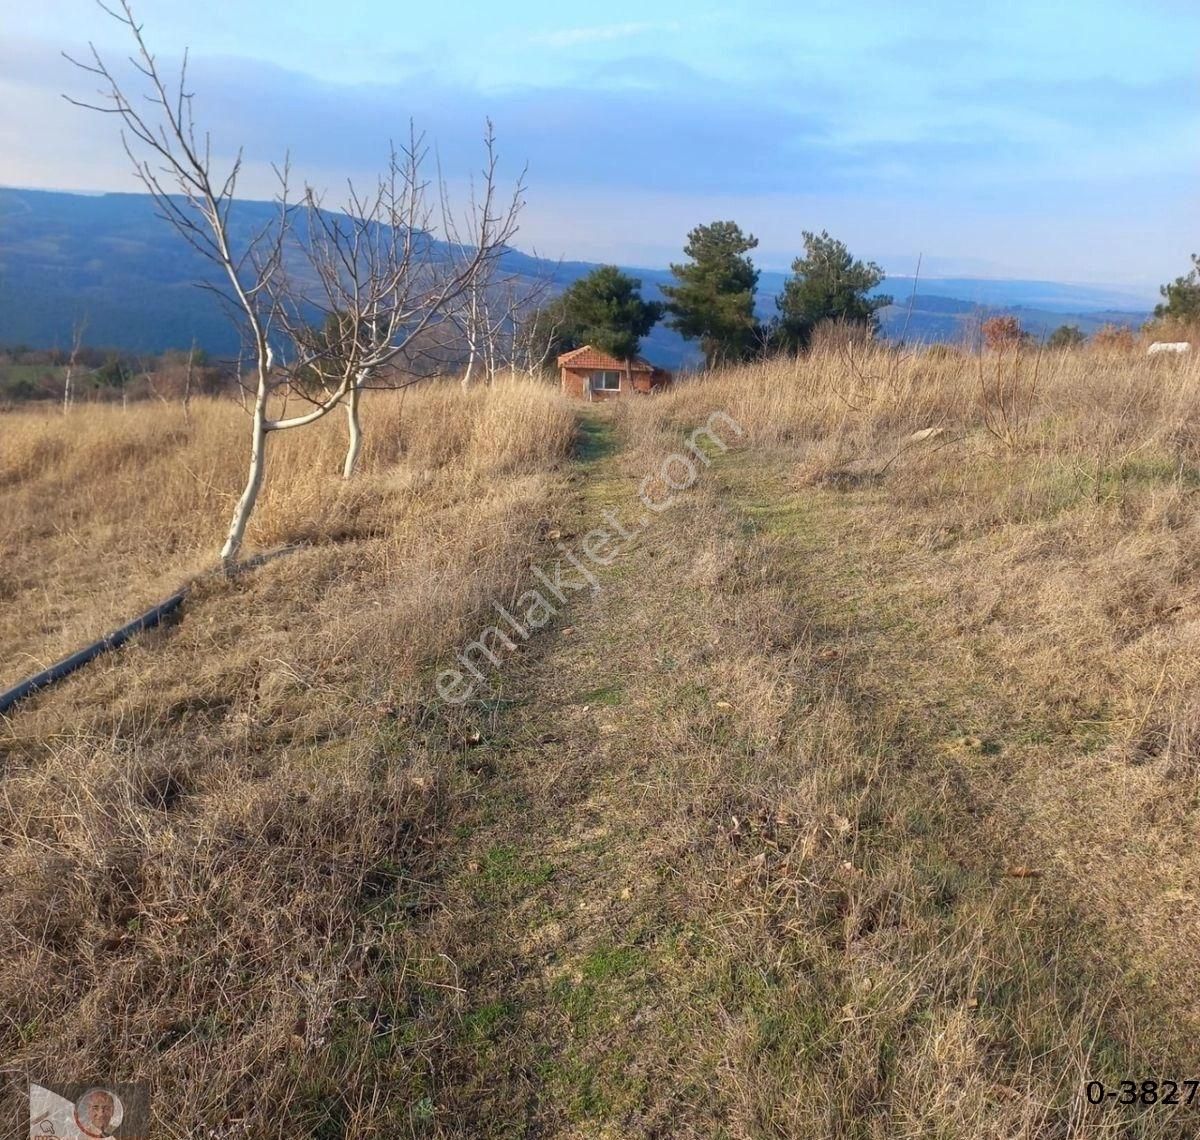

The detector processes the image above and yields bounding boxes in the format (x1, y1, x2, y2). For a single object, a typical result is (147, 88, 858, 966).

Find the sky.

(3, 0, 1198, 292)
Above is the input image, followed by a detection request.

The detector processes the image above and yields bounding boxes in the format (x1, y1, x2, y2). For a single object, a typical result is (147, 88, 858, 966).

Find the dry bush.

(1093, 323, 1136, 352)
(982, 314, 1025, 350)
(1142, 315, 1199, 347)
(0, 376, 574, 1133)
(807, 316, 878, 354)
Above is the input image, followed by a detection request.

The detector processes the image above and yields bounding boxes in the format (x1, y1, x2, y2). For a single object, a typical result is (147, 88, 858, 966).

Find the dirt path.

(415, 409, 703, 1135)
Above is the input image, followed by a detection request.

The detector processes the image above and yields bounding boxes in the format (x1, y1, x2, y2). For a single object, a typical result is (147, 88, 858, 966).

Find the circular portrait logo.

(74, 1088, 123, 1137)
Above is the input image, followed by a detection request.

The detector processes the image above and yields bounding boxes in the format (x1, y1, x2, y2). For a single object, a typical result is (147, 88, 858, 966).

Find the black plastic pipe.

(0, 589, 187, 715)
(0, 545, 303, 718)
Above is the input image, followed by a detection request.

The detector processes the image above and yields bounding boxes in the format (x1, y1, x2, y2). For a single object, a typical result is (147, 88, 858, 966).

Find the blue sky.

(3, 0, 1198, 289)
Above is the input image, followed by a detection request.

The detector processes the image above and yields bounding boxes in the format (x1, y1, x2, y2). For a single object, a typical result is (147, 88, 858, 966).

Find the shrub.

(1092, 324, 1135, 352)
(1142, 315, 1198, 346)
(1047, 324, 1086, 350)
(981, 316, 1025, 351)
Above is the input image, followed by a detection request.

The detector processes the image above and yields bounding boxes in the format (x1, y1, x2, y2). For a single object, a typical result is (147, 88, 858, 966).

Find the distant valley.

(0, 188, 1154, 367)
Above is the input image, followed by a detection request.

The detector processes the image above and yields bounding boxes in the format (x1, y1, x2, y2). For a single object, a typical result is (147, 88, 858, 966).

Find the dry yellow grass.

(0, 377, 577, 1134)
(0, 381, 573, 686)
(5, 348, 1200, 1137)
(607, 344, 1200, 1132)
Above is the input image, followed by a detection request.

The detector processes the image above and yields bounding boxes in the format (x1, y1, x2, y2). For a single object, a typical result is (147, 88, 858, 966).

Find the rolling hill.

(0, 188, 1153, 366)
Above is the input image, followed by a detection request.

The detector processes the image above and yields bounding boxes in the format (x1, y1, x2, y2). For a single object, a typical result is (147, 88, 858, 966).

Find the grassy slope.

(0, 382, 579, 1135)
(397, 404, 1200, 1138)
(5, 350, 1200, 1137)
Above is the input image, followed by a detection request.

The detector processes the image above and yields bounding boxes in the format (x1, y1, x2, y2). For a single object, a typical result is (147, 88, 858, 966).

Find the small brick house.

(557, 346, 672, 401)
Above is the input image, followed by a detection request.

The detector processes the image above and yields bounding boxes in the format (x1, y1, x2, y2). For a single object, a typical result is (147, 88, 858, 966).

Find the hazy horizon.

(0, 184, 1165, 307)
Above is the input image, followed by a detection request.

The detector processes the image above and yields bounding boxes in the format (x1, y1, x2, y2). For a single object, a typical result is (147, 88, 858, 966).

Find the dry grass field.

(4, 348, 1200, 1137)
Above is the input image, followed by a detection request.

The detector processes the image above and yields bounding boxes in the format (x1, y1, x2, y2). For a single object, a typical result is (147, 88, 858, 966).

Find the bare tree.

(493, 273, 561, 380)
(66, 1, 524, 557)
(451, 258, 560, 385)
(63, 314, 88, 412)
(288, 124, 524, 475)
(511, 289, 567, 378)
(459, 275, 484, 391)
(182, 339, 197, 423)
(453, 173, 502, 392)
(66, 1, 351, 565)
(457, 277, 509, 390)
(142, 340, 200, 420)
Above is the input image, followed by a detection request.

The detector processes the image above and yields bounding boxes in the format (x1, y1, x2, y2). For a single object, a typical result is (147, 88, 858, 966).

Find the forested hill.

(0, 188, 1152, 365)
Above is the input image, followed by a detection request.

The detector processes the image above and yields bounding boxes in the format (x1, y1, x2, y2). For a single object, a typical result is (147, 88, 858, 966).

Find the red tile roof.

(557, 345, 655, 372)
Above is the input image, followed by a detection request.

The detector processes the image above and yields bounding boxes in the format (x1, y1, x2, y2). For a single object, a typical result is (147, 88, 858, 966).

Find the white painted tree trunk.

(63, 317, 85, 413)
(462, 286, 480, 391)
(182, 341, 194, 425)
(484, 310, 497, 385)
(220, 389, 270, 568)
(342, 377, 364, 479)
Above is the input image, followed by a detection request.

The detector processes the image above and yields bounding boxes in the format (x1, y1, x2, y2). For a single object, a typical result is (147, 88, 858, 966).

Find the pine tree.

(775, 230, 890, 351)
(557, 266, 662, 360)
(661, 221, 760, 368)
(1154, 254, 1200, 324)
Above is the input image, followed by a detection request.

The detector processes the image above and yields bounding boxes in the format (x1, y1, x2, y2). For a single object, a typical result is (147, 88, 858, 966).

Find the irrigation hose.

(0, 546, 301, 717)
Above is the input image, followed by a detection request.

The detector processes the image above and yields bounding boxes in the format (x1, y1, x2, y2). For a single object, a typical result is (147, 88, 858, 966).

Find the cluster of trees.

(542, 240, 1200, 365)
(531, 223, 891, 369)
(992, 320, 1159, 353)
(0, 343, 230, 405)
(544, 244, 1200, 368)
(550, 240, 1200, 366)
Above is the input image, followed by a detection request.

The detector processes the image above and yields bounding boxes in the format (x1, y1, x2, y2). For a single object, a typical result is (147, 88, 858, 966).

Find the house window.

(591, 370, 621, 391)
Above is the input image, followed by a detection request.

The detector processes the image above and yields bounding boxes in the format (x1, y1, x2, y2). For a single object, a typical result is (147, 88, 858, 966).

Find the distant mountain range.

(0, 188, 1155, 368)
